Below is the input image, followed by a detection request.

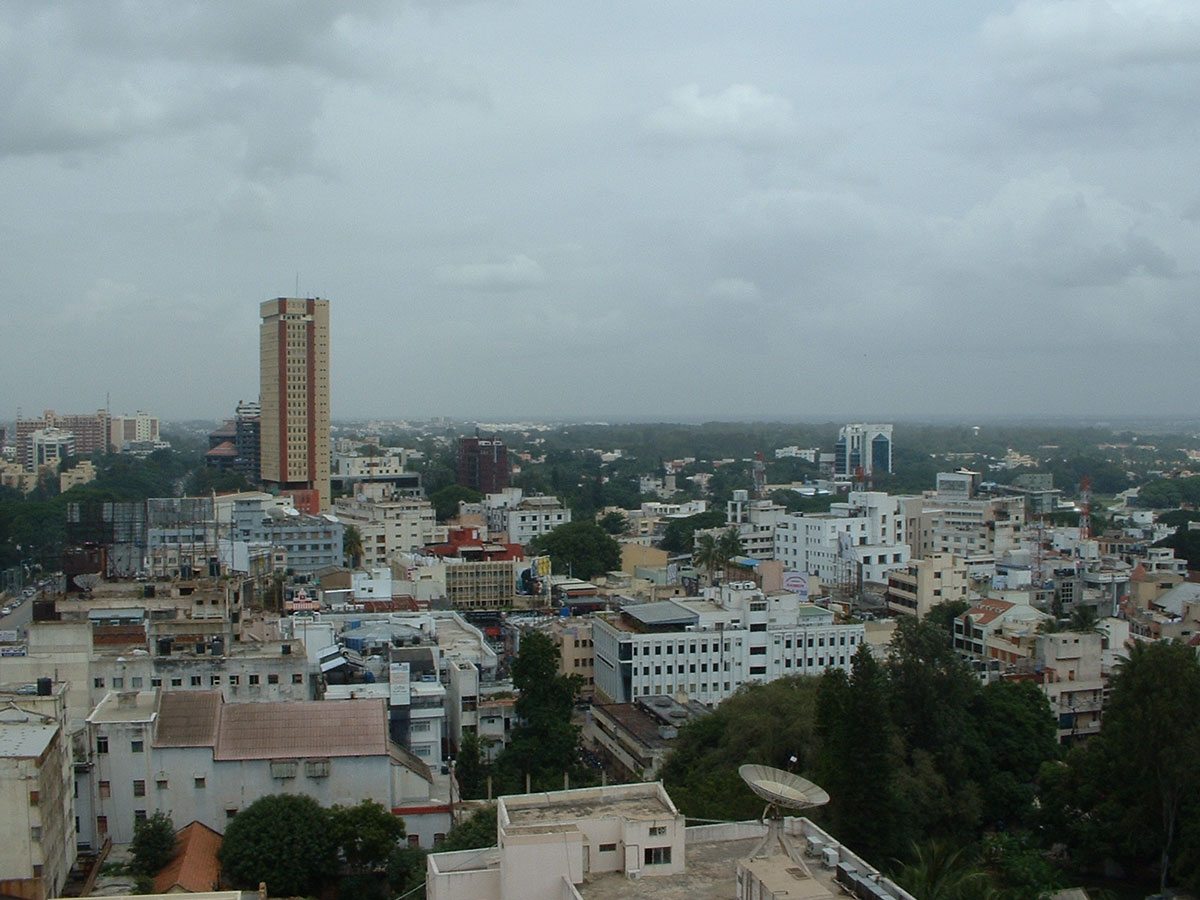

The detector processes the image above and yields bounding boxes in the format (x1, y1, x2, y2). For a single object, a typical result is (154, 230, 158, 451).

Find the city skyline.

(2, 2, 1199, 422)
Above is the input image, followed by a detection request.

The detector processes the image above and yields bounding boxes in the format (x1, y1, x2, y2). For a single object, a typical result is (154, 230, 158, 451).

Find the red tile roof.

(153, 820, 222, 894)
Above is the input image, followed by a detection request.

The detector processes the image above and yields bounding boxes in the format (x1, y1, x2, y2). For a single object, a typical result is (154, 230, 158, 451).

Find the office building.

(259, 297, 331, 510)
(592, 582, 866, 705)
(458, 436, 508, 494)
(834, 423, 893, 477)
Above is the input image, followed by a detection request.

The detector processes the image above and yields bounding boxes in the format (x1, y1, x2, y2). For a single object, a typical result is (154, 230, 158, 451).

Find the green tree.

(527, 521, 620, 580)
(658, 509, 725, 553)
(454, 730, 488, 800)
(693, 532, 720, 582)
(430, 484, 484, 522)
(599, 510, 630, 535)
(330, 799, 405, 873)
(816, 646, 902, 861)
(218, 794, 339, 897)
(893, 839, 989, 900)
(130, 810, 176, 875)
(661, 676, 822, 821)
(1096, 641, 1200, 892)
(925, 601, 970, 634)
(343, 524, 364, 568)
(386, 845, 427, 897)
(439, 805, 499, 852)
(496, 631, 585, 791)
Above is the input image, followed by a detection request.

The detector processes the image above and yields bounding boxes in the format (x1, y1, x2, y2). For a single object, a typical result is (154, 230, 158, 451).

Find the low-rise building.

(585, 695, 709, 781)
(484, 489, 571, 546)
(426, 781, 912, 900)
(81, 690, 444, 848)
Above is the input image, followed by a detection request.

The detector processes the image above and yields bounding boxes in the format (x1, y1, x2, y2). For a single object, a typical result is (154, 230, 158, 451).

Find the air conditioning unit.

(822, 846, 840, 869)
(805, 836, 825, 857)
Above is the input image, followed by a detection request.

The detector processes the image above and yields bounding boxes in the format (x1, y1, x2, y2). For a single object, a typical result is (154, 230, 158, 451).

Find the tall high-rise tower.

(259, 297, 331, 510)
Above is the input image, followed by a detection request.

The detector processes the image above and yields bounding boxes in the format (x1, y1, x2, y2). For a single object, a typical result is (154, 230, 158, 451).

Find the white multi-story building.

(775, 446, 819, 462)
(483, 489, 571, 546)
(592, 582, 866, 706)
(903, 489, 1025, 576)
(695, 490, 785, 560)
(80, 690, 445, 848)
(334, 489, 442, 566)
(775, 491, 910, 585)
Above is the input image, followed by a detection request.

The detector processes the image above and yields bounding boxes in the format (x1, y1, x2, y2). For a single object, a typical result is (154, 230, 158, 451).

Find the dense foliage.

(663, 616, 1061, 895)
(219, 794, 341, 896)
(130, 811, 176, 876)
(527, 521, 621, 580)
(460, 631, 593, 797)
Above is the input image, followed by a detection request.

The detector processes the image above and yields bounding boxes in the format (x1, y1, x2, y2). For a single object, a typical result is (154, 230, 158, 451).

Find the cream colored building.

(259, 297, 331, 509)
(59, 459, 97, 493)
(0, 683, 75, 900)
(334, 488, 443, 566)
(883, 552, 971, 618)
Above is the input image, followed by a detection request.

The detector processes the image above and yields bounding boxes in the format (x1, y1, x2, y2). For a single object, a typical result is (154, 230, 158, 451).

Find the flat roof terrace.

(503, 785, 675, 826)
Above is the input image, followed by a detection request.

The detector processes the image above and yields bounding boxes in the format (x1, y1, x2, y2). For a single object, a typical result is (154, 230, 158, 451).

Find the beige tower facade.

(259, 297, 331, 510)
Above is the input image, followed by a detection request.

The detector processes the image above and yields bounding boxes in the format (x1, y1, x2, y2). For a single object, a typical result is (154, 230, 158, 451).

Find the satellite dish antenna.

(739, 763, 829, 821)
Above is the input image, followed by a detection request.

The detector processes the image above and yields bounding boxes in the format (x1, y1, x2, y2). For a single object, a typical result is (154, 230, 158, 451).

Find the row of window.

(94, 673, 301, 689)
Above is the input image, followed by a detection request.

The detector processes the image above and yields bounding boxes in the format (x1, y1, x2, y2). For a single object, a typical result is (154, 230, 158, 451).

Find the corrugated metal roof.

(155, 691, 221, 748)
(214, 698, 388, 760)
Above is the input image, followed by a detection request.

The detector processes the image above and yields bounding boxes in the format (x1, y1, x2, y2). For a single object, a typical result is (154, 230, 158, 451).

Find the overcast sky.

(2, 1, 1198, 424)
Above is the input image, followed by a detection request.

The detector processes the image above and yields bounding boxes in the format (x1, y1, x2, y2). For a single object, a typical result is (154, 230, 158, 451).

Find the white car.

(1, 607, 11, 617)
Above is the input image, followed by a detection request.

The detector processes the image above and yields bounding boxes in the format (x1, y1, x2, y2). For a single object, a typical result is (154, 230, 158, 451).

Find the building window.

(30, 825, 42, 842)
(29, 790, 39, 806)
(293, 674, 304, 684)
(131, 676, 143, 688)
(249, 674, 260, 685)
(226, 807, 238, 819)
(99, 781, 111, 798)
(644, 846, 672, 866)
(599, 843, 617, 852)
(194, 777, 206, 789)
(93, 677, 105, 688)
(191, 676, 202, 686)
(156, 777, 168, 790)
(131, 740, 144, 753)
(270, 760, 298, 779)
(229, 675, 240, 686)
(268, 674, 279, 685)
(151, 678, 162, 687)
(97, 737, 109, 754)
(305, 758, 331, 778)
(96, 816, 108, 835)
(171, 678, 182, 687)
(210, 675, 221, 686)
(135, 809, 147, 822)
(133, 780, 146, 796)
(649, 826, 667, 836)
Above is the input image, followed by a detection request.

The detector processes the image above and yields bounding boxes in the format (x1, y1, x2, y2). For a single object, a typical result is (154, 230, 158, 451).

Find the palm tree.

(1067, 605, 1102, 633)
(893, 840, 990, 900)
(693, 532, 720, 584)
(716, 527, 744, 579)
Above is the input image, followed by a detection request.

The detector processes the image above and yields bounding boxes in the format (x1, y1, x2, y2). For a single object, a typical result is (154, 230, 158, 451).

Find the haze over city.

(3, 1, 1198, 422)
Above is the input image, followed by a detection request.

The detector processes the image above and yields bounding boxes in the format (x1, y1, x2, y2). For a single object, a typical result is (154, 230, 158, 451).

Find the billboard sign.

(782, 571, 809, 601)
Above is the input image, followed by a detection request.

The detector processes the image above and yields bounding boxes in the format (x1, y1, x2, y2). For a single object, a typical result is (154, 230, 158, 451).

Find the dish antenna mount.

(738, 763, 830, 821)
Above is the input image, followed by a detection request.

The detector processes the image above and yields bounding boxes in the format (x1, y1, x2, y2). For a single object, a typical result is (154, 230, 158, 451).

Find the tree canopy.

(130, 810, 176, 876)
(527, 521, 620, 580)
(218, 794, 340, 896)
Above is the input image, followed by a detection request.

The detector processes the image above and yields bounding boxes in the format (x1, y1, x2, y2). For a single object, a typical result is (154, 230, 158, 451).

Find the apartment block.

(884, 553, 971, 618)
(592, 582, 866, 705)
(775, 491, 909, 585)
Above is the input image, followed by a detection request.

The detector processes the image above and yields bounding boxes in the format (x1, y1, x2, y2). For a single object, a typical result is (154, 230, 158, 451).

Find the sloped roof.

(214, 698, 388, 760)
(155, 691, 221, 748)
(204, 441, 237, 458)
(153, 820, 222, 894)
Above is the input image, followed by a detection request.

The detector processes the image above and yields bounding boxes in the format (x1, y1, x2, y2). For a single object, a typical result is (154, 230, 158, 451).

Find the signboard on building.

(782, 571, 809, 601)
(389, 662, 411, 706)
(0, 645, 27, 657)
(0, 630, 18, 644)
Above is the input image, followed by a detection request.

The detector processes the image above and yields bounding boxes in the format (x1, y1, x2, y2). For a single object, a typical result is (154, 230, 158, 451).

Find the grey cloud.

(435, 255, 549, 291)
(643, 84, 800, 149)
